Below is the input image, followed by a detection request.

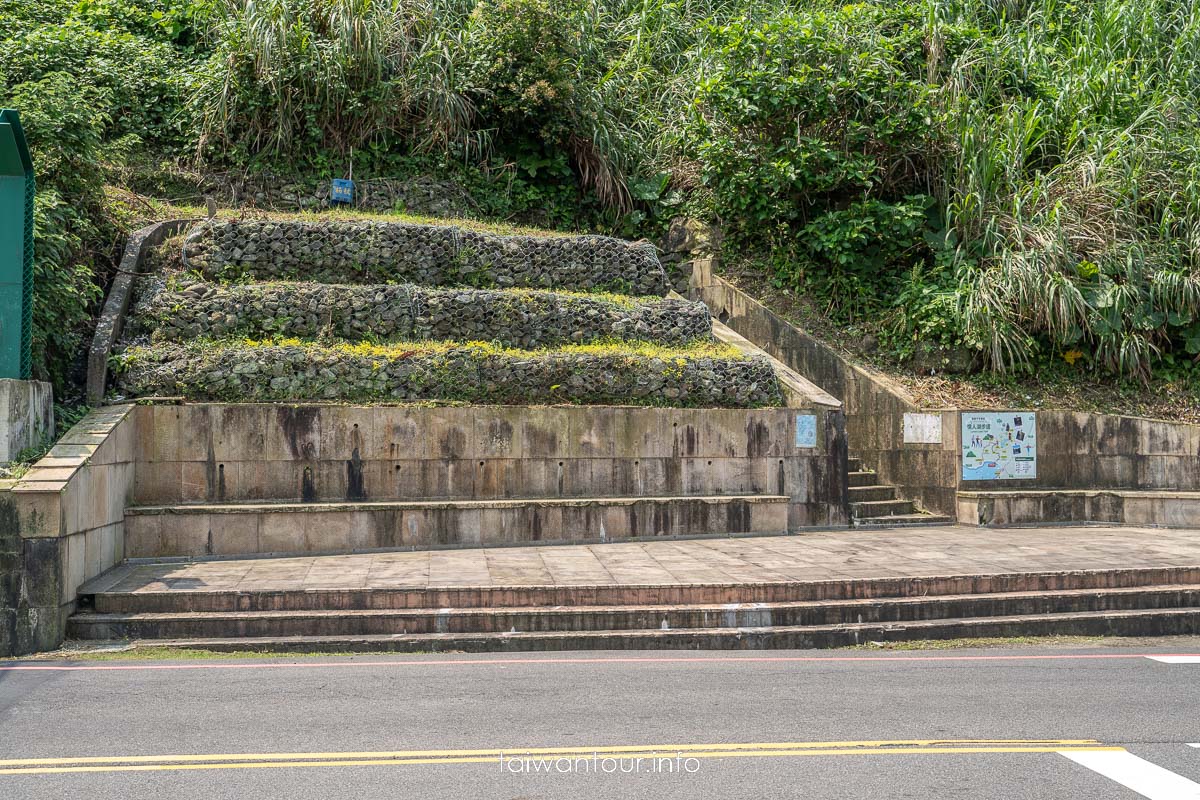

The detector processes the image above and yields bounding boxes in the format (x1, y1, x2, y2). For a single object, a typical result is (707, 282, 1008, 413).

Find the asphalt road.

(2, 639, 1200, 799)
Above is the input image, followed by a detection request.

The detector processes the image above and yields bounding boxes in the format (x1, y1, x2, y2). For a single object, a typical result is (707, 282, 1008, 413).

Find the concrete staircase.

(69, 566, 1200, 651)
(847, 457, 952, 527)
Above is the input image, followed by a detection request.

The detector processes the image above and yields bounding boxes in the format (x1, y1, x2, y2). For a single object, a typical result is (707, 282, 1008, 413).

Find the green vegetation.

(191, 336, 745, 360)
(4, 0, 1200, 393)
(844, 636, 1105, 651)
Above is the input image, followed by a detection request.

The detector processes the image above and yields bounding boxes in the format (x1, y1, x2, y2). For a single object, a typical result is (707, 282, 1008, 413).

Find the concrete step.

(124, 495, 790, 558)
(847, 485, 898, 503)
(87, 608, 1200, 653)
(958, 489, 1200, 528)
(83, 566, 1200, 614)
(850, 499, 915, 518)
(67, 586, 1200, 640)
(853, 513, 955, 527)
(848, 471, 879, 488)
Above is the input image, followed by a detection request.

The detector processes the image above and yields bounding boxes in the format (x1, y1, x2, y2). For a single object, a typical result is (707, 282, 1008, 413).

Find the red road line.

(1, 652, 1196, 672)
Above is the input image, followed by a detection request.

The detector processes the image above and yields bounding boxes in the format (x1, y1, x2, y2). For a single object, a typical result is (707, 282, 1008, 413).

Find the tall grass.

(928, 0, 1200, 378)
(196, 0, 479, 159)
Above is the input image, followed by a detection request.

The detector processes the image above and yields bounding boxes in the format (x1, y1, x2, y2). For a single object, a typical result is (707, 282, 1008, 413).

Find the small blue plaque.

(331, 178, 355, 204)
(795, 414, 817, 448)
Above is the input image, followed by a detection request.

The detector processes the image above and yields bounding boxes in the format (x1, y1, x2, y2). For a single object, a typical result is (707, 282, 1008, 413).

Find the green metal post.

(0, 109, 34, 380)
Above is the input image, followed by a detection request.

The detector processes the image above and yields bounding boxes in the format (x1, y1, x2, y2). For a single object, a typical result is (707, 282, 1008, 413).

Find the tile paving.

(81, 525, 1200, 595)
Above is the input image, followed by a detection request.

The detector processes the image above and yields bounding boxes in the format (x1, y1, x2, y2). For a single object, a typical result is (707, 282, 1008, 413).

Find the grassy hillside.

(3, 0, 1200, 400)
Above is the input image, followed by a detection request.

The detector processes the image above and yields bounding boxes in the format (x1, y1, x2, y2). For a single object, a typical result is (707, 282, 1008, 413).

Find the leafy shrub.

(691, 8, 933, 236)
(780, 197, 932, 323)
(463, 0, 580, 143)
(6, 74, 110, 387)
(2, 21, 182, 144)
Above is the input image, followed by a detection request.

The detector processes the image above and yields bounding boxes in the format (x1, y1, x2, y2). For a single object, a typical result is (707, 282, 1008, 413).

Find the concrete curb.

(104, 608, 1200, 653)
(86, 219, 197, 406)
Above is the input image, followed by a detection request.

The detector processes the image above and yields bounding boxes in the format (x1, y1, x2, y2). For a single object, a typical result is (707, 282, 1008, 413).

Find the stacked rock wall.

(104, 217, 788, 408)
(184, 220, 670, 296)
(129, 282, 712, 348)
(114, 343, 782, 407)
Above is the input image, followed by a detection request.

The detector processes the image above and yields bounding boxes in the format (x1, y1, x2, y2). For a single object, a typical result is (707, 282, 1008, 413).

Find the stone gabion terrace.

(112, 217, 783, 407)
(185, 219, 670, 294)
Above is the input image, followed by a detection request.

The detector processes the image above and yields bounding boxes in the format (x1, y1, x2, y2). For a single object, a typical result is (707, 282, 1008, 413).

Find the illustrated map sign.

(961, 412, 1037, 480)
(795, 414, 817, 448)
(903, 413, 943, 444)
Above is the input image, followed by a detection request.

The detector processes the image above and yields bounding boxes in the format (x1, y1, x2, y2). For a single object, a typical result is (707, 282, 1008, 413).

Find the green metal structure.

(0, 108, 34, 380)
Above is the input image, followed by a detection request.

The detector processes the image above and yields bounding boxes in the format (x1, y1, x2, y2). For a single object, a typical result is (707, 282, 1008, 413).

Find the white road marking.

(1146, 656, 1200, 664)
(1059, 750, 1200, 799)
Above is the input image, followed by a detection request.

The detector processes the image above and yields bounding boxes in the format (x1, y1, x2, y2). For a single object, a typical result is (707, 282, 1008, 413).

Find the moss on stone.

(113, 339, 780, 407)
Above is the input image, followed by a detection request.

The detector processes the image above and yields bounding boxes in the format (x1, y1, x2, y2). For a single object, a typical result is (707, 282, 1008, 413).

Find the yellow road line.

(0, 739, 1104, 767)
(0, 742, 1125, 776)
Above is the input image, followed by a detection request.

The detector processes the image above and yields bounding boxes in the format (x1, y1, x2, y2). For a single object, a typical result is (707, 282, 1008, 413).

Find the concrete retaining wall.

(958, 490, 1200, 528)
(967, 411, 1200, 492)
(692, 260, 1200, 519)
(2, 400, 847, 653)
(0, 378, 53, 463)
(131, 403, 848, 532)
(692, 267, 958, 514)
(0, 405, 135, 655)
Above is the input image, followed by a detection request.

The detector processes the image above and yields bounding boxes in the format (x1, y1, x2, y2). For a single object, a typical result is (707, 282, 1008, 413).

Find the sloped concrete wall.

(1, 405, 136, 655)
(694, 271, 958, 515)
(87, 220, 195, 405)
(694, 263, 1200, 517)
(131, 403, 848, 532)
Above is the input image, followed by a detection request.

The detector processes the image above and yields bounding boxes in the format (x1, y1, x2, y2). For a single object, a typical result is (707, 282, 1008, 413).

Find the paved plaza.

(83, 525, 1200, 595)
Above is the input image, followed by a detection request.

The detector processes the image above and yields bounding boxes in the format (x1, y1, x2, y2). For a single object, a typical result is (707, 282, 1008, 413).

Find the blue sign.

(331, 178, 354, 204)
(795, 414, 817, 448)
